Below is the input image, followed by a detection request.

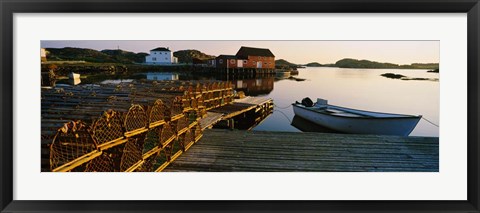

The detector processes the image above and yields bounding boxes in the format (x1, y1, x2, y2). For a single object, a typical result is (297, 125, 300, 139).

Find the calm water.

(251, 67, 439, 137)
(88, 67, 439, 137)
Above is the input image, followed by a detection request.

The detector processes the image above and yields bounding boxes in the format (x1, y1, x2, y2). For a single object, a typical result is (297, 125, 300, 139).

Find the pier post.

(229, 118, 235, 129)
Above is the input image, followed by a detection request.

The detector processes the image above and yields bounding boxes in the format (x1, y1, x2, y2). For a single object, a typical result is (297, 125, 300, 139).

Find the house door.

(257, 61, 262, 68)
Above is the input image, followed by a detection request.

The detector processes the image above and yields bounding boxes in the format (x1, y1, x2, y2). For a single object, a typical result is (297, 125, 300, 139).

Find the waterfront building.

(215, 55, 239, 69)
(215, 46, 275, 69)
(145, 47, 178, 65)
(192, 58, 215, 67)
(235, 46, 275, 69)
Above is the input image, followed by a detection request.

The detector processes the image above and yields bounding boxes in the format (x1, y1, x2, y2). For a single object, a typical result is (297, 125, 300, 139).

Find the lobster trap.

(92, 109, 125, 149)
(123, 104, 148, 137)
(43, 80, 233, 172)
(50, 121, 99, 172)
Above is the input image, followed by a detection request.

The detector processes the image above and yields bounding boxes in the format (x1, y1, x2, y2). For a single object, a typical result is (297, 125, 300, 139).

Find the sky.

(41, 40, 439, 65)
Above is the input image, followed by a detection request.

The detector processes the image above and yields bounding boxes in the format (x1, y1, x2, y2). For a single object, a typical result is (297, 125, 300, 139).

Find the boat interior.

(296, 102, 419, 118)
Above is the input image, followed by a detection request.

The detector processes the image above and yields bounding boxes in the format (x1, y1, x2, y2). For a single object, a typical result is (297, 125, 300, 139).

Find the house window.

(243, 60, 247, 64)
(219, 59, 223, 64)
(230, 59, 235, 64)
(154, 52, 156, 54)
(165, 57, 168, 60)
(152, 57, 157, 61)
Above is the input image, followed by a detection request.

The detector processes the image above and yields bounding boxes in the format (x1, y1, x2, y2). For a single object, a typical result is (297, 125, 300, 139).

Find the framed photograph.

(1, 0, 479, 212)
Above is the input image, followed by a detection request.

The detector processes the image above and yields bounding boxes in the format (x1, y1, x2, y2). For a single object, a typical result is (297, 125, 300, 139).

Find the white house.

(145, 47, 178, 65)
(41, 48, 47, 62)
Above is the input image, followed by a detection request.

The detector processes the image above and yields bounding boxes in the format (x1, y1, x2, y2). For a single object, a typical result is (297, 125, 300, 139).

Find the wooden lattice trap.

(43, 80, 231, 172)
(50, 120, 101, 172)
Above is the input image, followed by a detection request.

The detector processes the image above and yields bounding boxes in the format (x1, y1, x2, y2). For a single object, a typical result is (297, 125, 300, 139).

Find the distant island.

(302, 59, 439, 70)
(380, 73, 439, 81)
(333, 58, 439, 69)
(304, 62, 325, 67)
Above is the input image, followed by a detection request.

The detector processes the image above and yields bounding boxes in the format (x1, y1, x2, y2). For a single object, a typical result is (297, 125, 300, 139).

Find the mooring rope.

(422, 117, 439, 127)
(273, 103, 292, 109)
(273, 109, 292, 123)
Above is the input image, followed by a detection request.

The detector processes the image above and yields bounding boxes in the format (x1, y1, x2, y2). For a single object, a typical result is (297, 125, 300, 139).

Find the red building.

(235, 46, 275, 69)
(215, 47, 275, 69)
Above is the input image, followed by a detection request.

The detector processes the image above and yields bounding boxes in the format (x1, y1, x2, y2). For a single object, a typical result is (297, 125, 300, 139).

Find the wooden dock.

(164, 130, 439, 172)
(199, 96, 273, 130)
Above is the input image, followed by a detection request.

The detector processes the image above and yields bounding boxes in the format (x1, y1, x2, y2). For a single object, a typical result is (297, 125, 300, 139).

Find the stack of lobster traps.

(41, 80, 234, 172)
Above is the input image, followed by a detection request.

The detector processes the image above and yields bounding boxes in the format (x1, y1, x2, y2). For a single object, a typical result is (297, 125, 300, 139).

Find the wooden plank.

(199, 112, 223, 130)
(164, 130, 439, 172)
(234, 96, 271, 105)
(207, 97, 272, 120)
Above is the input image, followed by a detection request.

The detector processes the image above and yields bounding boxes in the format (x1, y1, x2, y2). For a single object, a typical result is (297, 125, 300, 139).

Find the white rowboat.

(68, 72, 80, 79)
(292, 98, 421, 136)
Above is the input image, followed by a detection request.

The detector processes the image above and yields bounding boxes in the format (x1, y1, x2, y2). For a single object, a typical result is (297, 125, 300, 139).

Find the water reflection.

(186, 72, 275, 96)
(100, 79, 134, 84)
(231, 77, 274, 96)
(290, 115, 340, 133)
(145, 72, 179, 81)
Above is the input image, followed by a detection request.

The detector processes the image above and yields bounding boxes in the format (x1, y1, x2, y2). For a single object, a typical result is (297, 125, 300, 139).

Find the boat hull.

(69, 72, 80, 79)
(292, 104, 421, 136)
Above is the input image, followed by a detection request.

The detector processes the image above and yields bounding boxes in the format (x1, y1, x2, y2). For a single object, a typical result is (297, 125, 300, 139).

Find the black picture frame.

(1, 0, 479, 212)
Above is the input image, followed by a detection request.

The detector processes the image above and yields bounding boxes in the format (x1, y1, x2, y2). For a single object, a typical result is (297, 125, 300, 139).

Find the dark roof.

(236, 46, 275, 57)
(216, 55, 237, 59)
(151, 47, 171, 52)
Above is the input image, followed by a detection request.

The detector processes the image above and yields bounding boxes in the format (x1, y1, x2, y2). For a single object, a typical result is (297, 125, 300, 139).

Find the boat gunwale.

(292, 103, 422, 120)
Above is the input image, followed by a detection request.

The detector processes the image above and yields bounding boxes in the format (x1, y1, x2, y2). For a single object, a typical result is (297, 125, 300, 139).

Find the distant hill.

(275, 59, 300, 69)
(335, 58, 398, 69)
(45, 47, 147, 64)
(334, 58, 439, 69)
(46, 47, 112, 63)
(275, 59, 296, 66)
(409, 63, 440, 69)
(173, 49, 215, 64)
(305, 62, 324, 67)
(101, 49, 148, 64)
